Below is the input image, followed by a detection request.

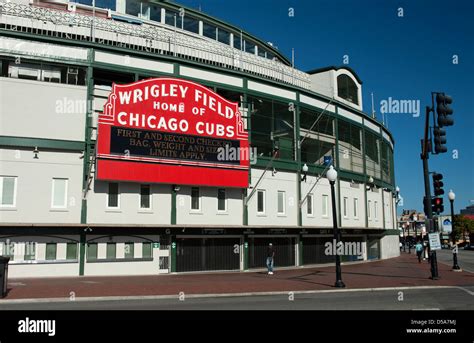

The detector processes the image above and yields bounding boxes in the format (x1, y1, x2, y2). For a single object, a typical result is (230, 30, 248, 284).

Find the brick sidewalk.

(2, 253, 473, 300)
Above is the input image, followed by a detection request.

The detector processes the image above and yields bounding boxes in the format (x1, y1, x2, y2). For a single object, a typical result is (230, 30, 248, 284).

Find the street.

(1, 287, 473, 310)
(436, 249, 474, 273)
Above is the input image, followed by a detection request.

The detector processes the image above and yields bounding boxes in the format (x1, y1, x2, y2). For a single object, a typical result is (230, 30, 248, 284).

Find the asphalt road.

(435, 249, 474, 273)
(1, 287, 473, 310)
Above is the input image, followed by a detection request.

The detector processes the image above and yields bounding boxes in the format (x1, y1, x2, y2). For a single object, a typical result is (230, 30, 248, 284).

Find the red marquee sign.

(96, 78, 249, 188)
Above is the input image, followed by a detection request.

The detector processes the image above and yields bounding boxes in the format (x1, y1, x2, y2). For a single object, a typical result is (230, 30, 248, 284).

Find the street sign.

(428, 233, 442, 250)
(153, 242, 160, 249)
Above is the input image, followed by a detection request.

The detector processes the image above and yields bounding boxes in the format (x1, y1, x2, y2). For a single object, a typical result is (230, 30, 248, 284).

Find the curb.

(1, 285, 471, 305)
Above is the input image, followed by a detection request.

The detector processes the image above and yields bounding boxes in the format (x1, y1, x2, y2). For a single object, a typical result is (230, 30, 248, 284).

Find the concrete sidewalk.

(2, 253, 473, 301)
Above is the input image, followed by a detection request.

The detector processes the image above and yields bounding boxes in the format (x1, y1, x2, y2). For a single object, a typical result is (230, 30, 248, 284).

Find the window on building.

(108, 183, 119, 208)
(106, 242, 116, 259)
(217, 28, 230, 44)
(233, 34, 242, 50)
(51, 178, 68, 209)
(140, 184, 151, 210)
(307, 194, 314, 216)
(277, 191, 286, 215)
(343, 197, 348, 218)
(0, 176, 17, 207)
(150, 4, 161, 22)
(191, 187, 200, 211)
(322, 194, 329, 217)
(258, 48, 266, 58)
(257, 190, 265, 214)
(2, 242, 14, 259)
(165, 9, 182, 28)
(183, 16, 199, 34)
(337, 74, 359, 105)
(365, 131, 380, 178)
(338, 120, 363, 173)
(45, 243, 57, 260)
(244, 40, 256, 54)
(72, 0, 116, 10)
(24, 242, 36, 261)
(125, 0, 141, 17)
(87, 243, 98, 261)
(353, 198, 359, 218)
(374, 201, 378, 220)
(142, 242, 152, 258)
(125, 242, 134, 259)
(217, 188, 226, 212)
(203, 22, 217, 39)
(66, 243, 78, 260)
(368, 200, 372, 219)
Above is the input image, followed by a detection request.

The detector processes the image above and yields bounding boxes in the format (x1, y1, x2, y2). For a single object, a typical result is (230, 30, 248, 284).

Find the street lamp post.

(407, 221, 411, 254)
(448, 190, 461, 271)
(327, 165, 345, 288)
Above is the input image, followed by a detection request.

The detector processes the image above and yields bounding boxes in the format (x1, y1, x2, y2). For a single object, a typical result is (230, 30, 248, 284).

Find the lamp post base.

(335, 280, 346, 288)
(452, 267, 462, 272)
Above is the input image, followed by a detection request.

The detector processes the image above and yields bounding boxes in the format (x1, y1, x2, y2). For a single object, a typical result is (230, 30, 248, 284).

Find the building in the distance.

(0, 0, 399, 277)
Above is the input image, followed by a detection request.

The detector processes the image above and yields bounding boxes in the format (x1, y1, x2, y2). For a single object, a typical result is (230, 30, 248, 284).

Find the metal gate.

(248, 236, 296, 269)
(302, 236, 335, 265)
(176, 237, 241, 272)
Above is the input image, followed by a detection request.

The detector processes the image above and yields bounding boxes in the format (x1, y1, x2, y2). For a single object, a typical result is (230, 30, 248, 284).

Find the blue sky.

(176, 0, 474, 214)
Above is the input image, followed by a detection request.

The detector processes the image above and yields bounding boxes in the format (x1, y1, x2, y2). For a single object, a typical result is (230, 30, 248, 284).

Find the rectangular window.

(106, 242, 116, 259)
(307, 194, 314, 216)
(140, 184, 151, 209)
(165, 10, 182, 28)
(108, 182, 119, 208)
(73, 0, 116, 11)
(150, 4, 161, 22)
(277, 191, 285, 215)
(66, 243, 78, 260)
(0, 176, 17, 207)
(51, 178, 68, 209)
(183, 16, 199, 34)
(217, 27, 230, 44)
(87, 243, 98, 261)
(353, 198, 359, 218)
(2, 242, 14, 259)
(322, 195, 329, 217)
(233, 34, 242, 50)
(142, 242, 152, 258)
(257, 190, 265, 214)
(24, 242, 36, 261)
(45, 243, 57, 260)
(217, 188, 226, 212)
(368, 200, 372, 219)
(343, 197, 348, 218)
(244, 40, 256, 54)
(374, 201, 378, 220)
(191, 187, 200, 211)
(203, 22, 217, 39)
(258, 47, 266, 58)
(125, 242, 134, 259)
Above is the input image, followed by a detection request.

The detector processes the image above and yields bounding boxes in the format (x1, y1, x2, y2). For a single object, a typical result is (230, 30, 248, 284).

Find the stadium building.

(0, 0, 399, 277)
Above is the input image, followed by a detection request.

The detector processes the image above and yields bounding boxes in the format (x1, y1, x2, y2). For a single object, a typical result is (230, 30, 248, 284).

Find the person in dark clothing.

(266, 243, 275, 275)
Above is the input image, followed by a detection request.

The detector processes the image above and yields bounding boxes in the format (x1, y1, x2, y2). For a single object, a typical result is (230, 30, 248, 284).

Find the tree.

(452, 215, 474, 242)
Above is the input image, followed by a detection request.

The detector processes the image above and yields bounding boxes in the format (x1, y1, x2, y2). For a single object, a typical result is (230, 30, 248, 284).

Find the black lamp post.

(407, 221, 411, 254)
(448, 190, 461, 271)
(327, 165, 345, 288)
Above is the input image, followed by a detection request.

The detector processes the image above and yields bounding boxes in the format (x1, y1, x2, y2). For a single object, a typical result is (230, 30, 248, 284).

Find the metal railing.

(0, 1, 312, 89)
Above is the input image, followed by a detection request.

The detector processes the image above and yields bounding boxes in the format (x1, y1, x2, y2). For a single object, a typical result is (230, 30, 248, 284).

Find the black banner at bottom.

(0, 310, 472, 342)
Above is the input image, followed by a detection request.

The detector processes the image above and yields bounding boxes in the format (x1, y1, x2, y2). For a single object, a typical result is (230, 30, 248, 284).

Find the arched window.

(337, 74, 359, 105)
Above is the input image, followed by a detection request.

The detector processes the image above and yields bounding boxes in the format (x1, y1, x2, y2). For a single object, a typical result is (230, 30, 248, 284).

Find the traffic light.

(436, 93, 453, 127)
(433, 127, 447, 153)
(431, 196, 444, 215)
(432, 173, 444, 196)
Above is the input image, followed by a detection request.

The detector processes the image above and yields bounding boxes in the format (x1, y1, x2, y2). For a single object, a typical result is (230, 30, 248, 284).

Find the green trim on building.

(170, 238, 177, 273)
(0, 136, 84, 151)
(243, 238, 249, 270)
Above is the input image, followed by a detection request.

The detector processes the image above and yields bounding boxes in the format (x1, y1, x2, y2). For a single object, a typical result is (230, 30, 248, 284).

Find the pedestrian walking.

(266, 243, 275, 275)
(415, 241, 423, 263)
